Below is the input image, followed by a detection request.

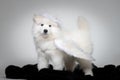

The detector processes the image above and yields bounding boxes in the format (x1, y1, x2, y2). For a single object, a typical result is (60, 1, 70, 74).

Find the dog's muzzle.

(43, 29, 48, 34)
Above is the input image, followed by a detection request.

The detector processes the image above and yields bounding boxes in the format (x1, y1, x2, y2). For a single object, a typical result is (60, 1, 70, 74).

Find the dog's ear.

(33, 14, 43, 24)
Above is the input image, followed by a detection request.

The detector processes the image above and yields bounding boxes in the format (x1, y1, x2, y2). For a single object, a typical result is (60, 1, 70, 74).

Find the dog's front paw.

(84, 69, 93, 76)
(37, 64, 48, 71)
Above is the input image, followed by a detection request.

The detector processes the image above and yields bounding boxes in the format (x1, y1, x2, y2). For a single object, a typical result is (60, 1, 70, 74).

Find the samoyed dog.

(32, 14, 93, 76)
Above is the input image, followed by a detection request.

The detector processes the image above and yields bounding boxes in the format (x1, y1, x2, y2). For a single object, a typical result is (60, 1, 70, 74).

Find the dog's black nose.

(44, 29, 48, 33)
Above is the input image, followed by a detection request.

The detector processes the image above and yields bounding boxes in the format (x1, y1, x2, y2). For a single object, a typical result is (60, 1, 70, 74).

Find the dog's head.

(32, 14, 61, 40)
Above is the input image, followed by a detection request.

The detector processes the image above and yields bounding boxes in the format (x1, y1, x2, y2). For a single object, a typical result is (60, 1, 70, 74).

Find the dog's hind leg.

(77, 58, 93, 76)
(65, 57, 76, 71)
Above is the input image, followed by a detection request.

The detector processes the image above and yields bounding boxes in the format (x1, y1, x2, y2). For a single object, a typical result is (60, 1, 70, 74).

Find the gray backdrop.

(0, 0, 120, 77)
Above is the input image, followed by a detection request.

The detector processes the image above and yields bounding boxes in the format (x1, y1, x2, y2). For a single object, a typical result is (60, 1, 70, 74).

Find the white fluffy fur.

(32, 14, 93, 76)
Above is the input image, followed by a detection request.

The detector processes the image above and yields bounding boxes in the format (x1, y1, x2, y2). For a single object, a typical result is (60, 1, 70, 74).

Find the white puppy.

(32, 14, 66, 70)
(32, 14, 94, 76)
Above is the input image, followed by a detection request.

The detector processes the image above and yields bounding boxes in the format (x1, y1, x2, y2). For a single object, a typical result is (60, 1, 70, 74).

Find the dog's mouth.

(42, 32, 49, 35)
(41, 33, 49, 38)
(40, 29, 53, 39)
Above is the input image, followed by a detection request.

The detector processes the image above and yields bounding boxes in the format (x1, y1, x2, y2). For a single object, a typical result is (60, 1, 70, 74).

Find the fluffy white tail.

(78, 16, 90, 31)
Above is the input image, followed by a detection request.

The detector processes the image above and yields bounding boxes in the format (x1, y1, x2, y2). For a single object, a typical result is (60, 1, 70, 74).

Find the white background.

(0, 0, 120, 77)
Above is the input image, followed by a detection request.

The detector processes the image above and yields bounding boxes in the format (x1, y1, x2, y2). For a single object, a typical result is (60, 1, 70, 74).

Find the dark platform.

(5, 64, 120, 80)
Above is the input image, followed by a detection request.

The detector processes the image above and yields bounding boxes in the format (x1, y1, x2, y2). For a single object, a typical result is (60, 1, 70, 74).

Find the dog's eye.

(49, 25, 51, 27)
(41, 24, 44, 26)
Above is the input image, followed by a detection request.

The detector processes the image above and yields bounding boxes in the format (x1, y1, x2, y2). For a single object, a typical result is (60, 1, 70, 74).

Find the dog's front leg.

(49, 51, 64, 70)
(37, 50, 48, 70)
(51, 56, 64, 70)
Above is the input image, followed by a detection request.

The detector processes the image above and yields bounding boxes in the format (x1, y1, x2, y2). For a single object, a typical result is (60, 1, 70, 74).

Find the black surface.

(5, 64, 120, 80)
